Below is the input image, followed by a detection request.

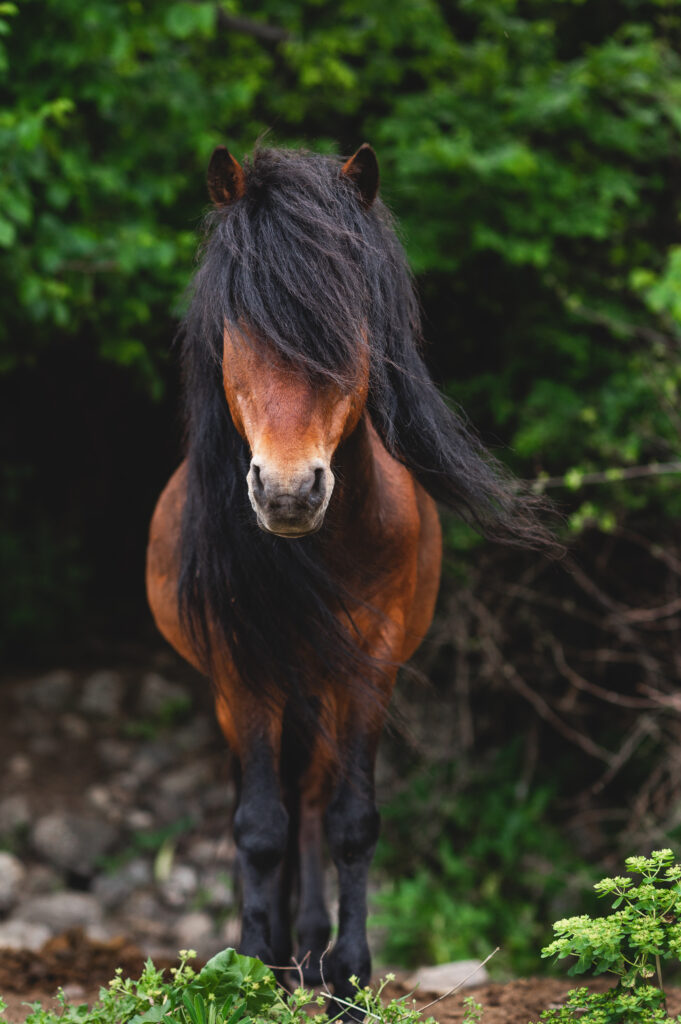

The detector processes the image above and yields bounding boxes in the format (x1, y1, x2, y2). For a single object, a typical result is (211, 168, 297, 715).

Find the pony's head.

(206, 144, 377, 537)
(221, 323, 368, 536)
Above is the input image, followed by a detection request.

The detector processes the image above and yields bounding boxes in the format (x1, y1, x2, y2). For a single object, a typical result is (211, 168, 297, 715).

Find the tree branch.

(217, 10, 289, 43)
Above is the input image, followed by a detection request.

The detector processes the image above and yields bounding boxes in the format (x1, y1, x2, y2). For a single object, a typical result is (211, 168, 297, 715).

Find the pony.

(146, 143, 553, 1008)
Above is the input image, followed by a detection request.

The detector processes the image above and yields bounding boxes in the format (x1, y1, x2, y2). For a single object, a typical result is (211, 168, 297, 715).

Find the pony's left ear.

(341, 143, 379, 209)
(207, 145, 246, 206)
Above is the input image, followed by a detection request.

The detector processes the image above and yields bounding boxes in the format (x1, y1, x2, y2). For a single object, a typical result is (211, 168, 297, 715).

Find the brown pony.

(146, 143, 551, 1008)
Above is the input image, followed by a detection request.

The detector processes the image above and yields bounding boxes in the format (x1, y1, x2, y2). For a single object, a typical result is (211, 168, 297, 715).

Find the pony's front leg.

(216, 688, 289, 963)
(231, 732, 289, 964)
(296, 800, 332, 984)
(324, 732, 381, 1011)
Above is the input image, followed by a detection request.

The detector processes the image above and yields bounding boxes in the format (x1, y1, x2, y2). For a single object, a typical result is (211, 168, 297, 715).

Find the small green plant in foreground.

(0, 947, 485, 1024)
(534, 848, 681, 1023)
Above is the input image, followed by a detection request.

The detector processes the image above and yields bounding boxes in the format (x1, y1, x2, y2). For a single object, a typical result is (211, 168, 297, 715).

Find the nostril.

(311, 467, 324, 496)
(251, 463, 264, 499)
(306, 466, 326, 507)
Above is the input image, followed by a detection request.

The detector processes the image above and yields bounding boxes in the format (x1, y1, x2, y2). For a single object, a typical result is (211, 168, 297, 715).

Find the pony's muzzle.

(247, 459, 334, 537)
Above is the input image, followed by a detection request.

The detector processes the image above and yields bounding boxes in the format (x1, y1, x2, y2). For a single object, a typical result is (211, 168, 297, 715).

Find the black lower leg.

(296, 805, 331, 985)
(234, 744, 288, 964)
(324, 741, 380, 1014)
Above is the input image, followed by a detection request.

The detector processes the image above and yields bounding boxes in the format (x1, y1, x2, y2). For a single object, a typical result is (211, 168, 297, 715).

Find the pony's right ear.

(341, 143, 379, 209)
(207, 146, 246, 206)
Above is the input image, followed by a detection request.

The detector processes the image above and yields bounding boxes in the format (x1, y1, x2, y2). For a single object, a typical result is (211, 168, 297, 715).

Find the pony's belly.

(146, 461, 205, 674)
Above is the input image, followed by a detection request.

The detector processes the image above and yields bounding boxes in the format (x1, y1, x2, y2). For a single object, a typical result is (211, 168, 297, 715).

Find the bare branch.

(529, 460, 681, 492)
(217, 10, 289, 43)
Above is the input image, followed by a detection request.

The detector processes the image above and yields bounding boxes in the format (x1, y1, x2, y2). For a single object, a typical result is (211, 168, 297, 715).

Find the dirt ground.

(3, 931, 681, 1024)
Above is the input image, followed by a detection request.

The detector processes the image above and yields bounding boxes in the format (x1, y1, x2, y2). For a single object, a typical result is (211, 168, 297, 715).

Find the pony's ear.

(207, 146, 246, 206)
(341, 143, 379, 209)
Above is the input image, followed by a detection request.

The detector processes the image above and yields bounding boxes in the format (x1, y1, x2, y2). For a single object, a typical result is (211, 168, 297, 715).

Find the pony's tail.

(370, 357, 563, 556)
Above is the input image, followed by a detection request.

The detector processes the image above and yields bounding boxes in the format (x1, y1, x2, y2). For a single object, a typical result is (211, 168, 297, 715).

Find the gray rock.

(80, 670, 125, 717)
(98, 739, 134, 769)
(201, 870, 234, 912)
(124, 808, 155, 831)
(221, 917, 241, 948)
(32, 813, 117, 876)
(186, 838, 220, 866)
(7, 754, 32, 780)
(201, 783, 235, 812)
(0, 919, 50, 951)
(23, 864, 62, 896)
(173, 911, 221, 958)
(406, 960, 490, 993)
(16, 891, 103, 930)
(0, 852, 25, 911)
(28, 735, 59, 756)
(0, 794, 31, 837)
(137, 673, 190, 717)
(119, 891, 171, 939)
(92, 858, 152, 908)
(86, 784, 116, 814)
(59, 713, 90, 741)
(130, 741, 176, 780)
(19, 670, 75, 711)
(159, 864, 198, 907)
(159, 761, 211, 798)
(176, 715, 215, 752)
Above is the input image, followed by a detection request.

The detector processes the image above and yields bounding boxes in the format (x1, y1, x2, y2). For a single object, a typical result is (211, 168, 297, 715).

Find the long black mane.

(179, 147, 554, 702)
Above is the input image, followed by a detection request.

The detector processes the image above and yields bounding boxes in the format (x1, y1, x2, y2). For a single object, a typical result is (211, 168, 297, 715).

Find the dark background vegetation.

(3, 0, 681, 975)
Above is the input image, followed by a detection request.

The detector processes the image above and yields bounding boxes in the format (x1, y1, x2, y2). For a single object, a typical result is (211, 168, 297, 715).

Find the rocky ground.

(0, 652, 241, 961)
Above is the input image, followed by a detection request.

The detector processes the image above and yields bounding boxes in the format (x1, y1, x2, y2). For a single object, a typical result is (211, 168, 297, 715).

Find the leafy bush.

(536, 849, 681, 1023)
(0, 947, 484, 1024)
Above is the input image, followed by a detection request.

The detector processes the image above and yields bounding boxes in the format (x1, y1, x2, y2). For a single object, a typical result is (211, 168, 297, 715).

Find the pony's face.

(223, 326, 368, 537)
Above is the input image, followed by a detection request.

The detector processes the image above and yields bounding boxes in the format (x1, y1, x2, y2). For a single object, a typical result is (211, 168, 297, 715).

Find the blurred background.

(2, 0, 681, 979)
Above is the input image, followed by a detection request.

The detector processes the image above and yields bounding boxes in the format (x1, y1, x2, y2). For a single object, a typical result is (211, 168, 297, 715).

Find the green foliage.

(543, 849, 681, 985)
(535, 850, 681, 1023)
(0, 949, 449, 1024)
(534, 984, 677, 1024)
(3, 0, 681, 646)
(372, 746, 590, 975)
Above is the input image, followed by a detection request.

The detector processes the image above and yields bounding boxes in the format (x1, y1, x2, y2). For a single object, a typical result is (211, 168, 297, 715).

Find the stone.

(406, 960, 490, 994)
(159, 864, 198, 908)
(201, 784, 234, 813)
(86, 785, 116, 814)
(0, 852, 25, 911)
(124, 808, 155, 830)
(92, 858, 152, 909)
(79, 670, 125, 717)
(137, 673, 190, 717)
(0, 919, 50, 951)
(176, 715, 216, 752)
(186, 838, 219, 866)
(0, 794, 31, 837)
(28, 735, 59, 756)
(16, 891, 103, 930)
(98, 739, 133, 769)
(221, 917, 241, 949)
(7, 754, 32, 780)
(24, 864, 62, 896)
(158, 762, 211, 798)
(201, 870, 234, 912)
(18, 670, 75, 711)
(173, 911, 221, 958)
(119, 891, 171, 940)
(130, 741, 176, 781)
(59, 713, 90, 740)
(32, 813, 117, 876)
